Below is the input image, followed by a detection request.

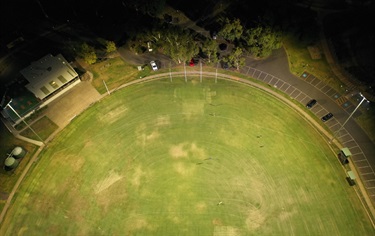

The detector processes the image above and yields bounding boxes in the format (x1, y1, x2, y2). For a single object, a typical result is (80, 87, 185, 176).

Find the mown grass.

(283, 35, 345, 93)
(89, 57, 152, 94)
(1, 79, 373, 235)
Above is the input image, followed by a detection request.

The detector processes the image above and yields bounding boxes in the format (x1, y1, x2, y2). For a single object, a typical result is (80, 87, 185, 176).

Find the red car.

(189, 58, 195, 67)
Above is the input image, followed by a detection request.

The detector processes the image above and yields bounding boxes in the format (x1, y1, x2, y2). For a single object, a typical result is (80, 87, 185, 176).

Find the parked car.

(150, 61, 158, 71)
(219, 43, 227, 51)
(189, 58, 195, 67)
(221, 61, 229, 70)
(321, 113, 333, 122)
(306, 99, 317, 109)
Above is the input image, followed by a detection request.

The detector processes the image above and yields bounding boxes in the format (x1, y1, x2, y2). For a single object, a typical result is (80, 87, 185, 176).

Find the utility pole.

(330, 93, 369, 143)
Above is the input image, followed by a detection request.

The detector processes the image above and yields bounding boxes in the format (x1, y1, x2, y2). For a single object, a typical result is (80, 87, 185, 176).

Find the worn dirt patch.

(135, 123, 160, 146)
(71, 156, 85, 172)
(146, 130, 160, 141)
(98, 105, 128, 123)
(245, 208, 266, 230)
(214, 226, 241, 236)
(169, 142, 206, 159)
(195, 202, 207, 214)
(132, 166, 146, 187)
(173, 162, 195, 176)
(278, 208, 297, 221)
(124, 215, 154, 232)
(190, 143, 206, 159)
(212, 218, 223, 226)
(94, 171, 123, 194)
(96, 184, 127, 214)
(169, 143, 189, 158)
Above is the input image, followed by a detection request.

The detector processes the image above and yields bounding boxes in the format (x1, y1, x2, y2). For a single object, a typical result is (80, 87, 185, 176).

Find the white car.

(150, 61, 158, 71)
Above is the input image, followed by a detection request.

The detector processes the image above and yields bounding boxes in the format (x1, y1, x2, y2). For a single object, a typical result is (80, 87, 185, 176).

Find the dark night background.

(0, 0, 374, 87)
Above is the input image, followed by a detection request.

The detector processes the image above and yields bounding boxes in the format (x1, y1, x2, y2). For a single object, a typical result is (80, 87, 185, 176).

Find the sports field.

(1, 78, 374, 235)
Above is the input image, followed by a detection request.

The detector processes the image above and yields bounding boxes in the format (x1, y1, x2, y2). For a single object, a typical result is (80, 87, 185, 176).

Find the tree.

(144, 28, 165, 48)
(201, 39, 218, 64)
(243, 25, 282, 58)
(105, 40, 117, 53)
(223, 47, 245, 70)
(77, 42, 97, 64)
(218, 18, 243, 42)
(163, 28, 199, 64)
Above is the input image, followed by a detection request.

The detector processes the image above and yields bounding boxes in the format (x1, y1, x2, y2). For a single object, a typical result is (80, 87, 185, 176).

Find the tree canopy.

(219, 18, 243, 42)
(223, 47, 245, 70)
(243, 25, 282, 58)
(201, 39, 218, 64)
(77, 42, 97, 64)
(105, 41, 117, 53)
(163, 28, 199, 64)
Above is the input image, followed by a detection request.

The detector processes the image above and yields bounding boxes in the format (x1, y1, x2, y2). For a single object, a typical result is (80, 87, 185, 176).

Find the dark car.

(219, 43, 227, 51)
(306, 99, 317, 109)
(321, 113, 333, 122)
(221, 61, 229, 70)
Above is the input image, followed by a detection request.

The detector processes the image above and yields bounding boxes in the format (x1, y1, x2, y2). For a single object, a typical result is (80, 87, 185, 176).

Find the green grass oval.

(2, 78, 374, 235)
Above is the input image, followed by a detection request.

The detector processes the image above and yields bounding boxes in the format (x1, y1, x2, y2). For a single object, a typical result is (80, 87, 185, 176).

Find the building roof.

(21, 54, 78, 100)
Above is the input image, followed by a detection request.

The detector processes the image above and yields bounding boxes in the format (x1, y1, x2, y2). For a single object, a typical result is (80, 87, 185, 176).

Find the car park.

(150, 61, 158, 71)
(321, 112, 333, 122)
(306, 99, 317, 109)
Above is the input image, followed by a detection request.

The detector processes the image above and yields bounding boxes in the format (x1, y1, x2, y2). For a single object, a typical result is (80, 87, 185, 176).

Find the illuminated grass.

(1, 78, 373, 235)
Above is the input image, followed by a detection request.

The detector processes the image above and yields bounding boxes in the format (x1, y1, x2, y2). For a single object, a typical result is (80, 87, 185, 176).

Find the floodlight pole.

(103, 80, 110, 95)
(6, 100, 44, 143)
(330, 93, 368, 143)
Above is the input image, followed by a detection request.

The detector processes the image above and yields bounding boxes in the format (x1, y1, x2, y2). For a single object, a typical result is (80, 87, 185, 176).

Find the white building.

(21, 54, 79, 100)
